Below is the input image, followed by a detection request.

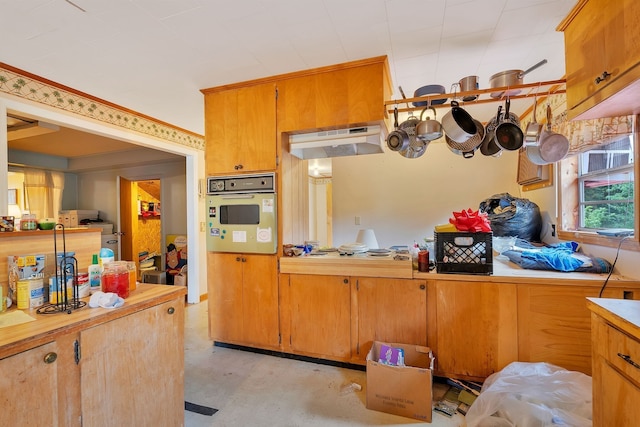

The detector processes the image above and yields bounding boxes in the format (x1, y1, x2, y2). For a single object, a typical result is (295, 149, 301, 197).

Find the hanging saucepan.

(386, 106, 411, 152)
(446, 119, 485, 158)
(441, 100, 477, 143)
(524, 95, 542, 146)
(494, 98, 523, 151)
(489, 59, 548, 98)
(537, 103, 570, 162)
(412, 84, 447, 107)
(480, 106, 503, 157)
(416, 106, 443, 141)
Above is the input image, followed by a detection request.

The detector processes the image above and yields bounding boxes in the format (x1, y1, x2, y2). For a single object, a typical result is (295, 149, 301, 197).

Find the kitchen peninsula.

(0, 284, 186, 426)
(279, 254, 640, 382)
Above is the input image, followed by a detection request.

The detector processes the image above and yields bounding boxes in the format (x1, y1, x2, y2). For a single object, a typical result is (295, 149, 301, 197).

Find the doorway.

(119, 178, 162, 281)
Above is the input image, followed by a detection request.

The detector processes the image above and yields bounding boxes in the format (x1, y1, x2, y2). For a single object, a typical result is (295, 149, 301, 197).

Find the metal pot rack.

(386, 78, 566, 114)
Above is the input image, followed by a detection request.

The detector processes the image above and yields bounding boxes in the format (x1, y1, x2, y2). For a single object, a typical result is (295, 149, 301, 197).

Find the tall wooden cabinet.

(207, 252, 280, 350)
(203, 82, 277, 174)
(559, 0, 640, 119)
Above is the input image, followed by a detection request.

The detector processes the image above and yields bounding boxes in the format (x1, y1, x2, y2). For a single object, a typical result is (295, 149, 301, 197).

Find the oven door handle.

(219, 194, 256, 199)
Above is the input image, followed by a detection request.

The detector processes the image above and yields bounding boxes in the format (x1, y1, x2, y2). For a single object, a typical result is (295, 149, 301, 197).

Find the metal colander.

(398, 115, 427, 158)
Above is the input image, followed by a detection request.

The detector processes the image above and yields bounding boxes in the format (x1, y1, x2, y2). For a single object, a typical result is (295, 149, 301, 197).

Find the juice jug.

(101, 262, 129, 299)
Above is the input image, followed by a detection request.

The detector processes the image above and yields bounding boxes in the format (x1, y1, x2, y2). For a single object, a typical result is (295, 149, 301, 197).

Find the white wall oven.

(206, 173, 277, 254)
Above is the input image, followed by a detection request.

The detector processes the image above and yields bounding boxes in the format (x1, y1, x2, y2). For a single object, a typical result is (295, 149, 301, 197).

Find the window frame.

(558, 115, 640, 252)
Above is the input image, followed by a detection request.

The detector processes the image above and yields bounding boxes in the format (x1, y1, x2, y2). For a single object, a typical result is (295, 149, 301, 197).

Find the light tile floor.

(183, 301, 466, 427)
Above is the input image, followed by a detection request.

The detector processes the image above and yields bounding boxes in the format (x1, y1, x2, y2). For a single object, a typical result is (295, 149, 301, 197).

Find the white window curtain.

(24, 169, 64, 219)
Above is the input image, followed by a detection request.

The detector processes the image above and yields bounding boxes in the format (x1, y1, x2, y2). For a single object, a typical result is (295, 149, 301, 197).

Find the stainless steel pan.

(490, 59, 547, 98)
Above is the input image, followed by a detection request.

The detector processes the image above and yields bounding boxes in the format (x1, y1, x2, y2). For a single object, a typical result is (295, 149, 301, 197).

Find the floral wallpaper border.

(0, 64, 204, 151)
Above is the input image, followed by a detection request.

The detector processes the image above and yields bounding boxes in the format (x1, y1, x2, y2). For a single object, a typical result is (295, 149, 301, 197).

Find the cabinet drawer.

(602, 321, 640, 385)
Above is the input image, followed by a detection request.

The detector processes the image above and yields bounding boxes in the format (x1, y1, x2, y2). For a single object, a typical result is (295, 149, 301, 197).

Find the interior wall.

(332, 144, 522, 248)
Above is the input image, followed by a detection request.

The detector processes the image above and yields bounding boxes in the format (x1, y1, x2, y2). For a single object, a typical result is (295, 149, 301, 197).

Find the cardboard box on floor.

(366, 341, 434, 422)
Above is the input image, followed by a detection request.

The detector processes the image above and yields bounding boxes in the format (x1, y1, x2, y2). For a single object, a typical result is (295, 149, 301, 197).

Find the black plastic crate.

(435, 231, 493, 275)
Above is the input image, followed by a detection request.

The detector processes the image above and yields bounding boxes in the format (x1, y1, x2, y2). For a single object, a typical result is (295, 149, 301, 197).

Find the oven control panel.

(207, 172, 275, 194)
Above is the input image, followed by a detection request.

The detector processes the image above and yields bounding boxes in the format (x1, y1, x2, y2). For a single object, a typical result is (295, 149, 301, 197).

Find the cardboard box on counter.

(366, 341, 435, 422)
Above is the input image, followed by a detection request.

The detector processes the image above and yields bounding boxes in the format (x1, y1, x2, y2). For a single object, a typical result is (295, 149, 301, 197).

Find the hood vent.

(289, 125, 384, 159)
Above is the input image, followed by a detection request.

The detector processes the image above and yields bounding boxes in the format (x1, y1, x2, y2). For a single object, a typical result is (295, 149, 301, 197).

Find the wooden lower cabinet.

(284, 274, 351, 360)
(432, 280, 518, 380)
(517, 284, 630, 375)
(352, 278, 427, 363)
(0, 289, 184, 426)
(208, 253, 280, 350)
(80, 298, 184, 427)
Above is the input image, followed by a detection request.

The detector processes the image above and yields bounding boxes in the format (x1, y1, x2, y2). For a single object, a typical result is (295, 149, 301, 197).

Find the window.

(578, 135, 634, 232)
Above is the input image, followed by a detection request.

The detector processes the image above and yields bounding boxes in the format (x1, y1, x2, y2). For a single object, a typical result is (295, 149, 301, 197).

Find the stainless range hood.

(289, 125, 385, 159)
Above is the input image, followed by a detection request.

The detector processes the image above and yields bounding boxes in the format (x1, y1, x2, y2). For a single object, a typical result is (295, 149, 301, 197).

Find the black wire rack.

(37, 224, 87, 314)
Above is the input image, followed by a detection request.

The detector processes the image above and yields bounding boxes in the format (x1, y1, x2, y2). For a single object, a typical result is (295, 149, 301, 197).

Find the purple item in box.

(378, 344, 405, 366)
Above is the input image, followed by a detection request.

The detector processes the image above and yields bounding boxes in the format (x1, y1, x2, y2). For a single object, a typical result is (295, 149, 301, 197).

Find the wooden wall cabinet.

(276, 58, 392, 133)
(351, 277, 427, 363)
(431, 280, 518, 381)
(0, 287, 184, 426)
(207, 252, 279, 350)
(204, 82, 277, 175)
(559, 0, 640, 120)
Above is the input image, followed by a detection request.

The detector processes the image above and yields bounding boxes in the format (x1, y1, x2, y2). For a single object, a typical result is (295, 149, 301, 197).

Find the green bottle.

(88, 254, 101, 294)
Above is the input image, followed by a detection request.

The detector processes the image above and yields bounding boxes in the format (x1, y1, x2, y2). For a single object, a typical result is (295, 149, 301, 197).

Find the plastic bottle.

(88, 254, 102, 294)
(99, 248, 115, 268)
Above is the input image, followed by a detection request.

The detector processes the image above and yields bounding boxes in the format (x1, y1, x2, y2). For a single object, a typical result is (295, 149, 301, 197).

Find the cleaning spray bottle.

(88, 254, 102, 294)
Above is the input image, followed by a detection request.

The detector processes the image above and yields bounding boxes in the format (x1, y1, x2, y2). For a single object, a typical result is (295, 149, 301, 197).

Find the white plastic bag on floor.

(465, 362, 592, 427)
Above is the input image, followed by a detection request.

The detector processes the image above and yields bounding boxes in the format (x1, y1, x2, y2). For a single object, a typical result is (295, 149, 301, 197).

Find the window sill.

(557, 230, 639, 252)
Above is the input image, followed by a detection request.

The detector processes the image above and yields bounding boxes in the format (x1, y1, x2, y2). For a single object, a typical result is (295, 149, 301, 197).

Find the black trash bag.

(478, 193, 542, 242)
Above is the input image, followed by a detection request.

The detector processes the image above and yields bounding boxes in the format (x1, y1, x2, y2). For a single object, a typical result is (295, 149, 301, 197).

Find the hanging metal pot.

(480, 105, 503, 157)
(386, 106, 410, 152)
(446, 119, 485, 158)
(416, 106, 443, 141)
(494, 98, 523, 151)
(537, 104, 570, 162)
(524, 95, 542, 146)
(441, 100, 477, 143)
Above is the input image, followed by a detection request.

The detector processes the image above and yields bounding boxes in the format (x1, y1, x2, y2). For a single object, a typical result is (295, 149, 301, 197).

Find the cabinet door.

(593, 358, 640, 426)
(352, 277, 427, 363)
(208, 252, 245, 343)
(241, 254, 280, 349)
(434, 280, 518, 380)
(0, 341, 60, 426)
(517, 284, 625, 375)
(288, 274, 351, 360)
(80, 298, 184, 427)
(204, 82, 277, 174)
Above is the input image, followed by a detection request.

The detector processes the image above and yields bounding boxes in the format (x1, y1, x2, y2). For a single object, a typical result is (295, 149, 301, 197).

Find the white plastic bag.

(465, 362, 592, 427)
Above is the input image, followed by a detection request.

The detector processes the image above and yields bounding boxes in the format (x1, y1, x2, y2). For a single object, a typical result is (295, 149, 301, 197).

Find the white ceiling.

(1, 0, 577, 138)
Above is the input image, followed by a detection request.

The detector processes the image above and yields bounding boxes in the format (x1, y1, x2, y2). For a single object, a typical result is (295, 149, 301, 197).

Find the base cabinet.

(432, 280, 518, 380)
(285, 274, 351, 360)
(352, 278, 427, 363)
(0, 287, 185, 426)
(80, 298, 184, 427)
(208, 253, 279, 349)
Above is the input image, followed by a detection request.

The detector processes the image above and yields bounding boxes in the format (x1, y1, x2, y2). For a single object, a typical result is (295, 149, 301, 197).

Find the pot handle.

(546, 103, 553, 132)
(518, 59, 548, 79)
(463, 150, 475, 159)
(394, 106, 399, 129)
(451, 100, 459, 108)
(420, 106, 437, 121)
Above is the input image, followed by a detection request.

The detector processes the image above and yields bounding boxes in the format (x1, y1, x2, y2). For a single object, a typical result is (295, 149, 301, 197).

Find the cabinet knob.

(43, 352, 58, 364)
(242, 257, 247, 262)
(595, 71, 611, 84)
(343, 278, 349, 284)
(167, 307, 175, 315)
(234, 164, 244, 170)
(236, 257, 241, 262)
(420, 284, 426, 290)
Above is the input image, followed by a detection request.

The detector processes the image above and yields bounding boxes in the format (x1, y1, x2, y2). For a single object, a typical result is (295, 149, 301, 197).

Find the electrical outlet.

(355, 216, 361, 225)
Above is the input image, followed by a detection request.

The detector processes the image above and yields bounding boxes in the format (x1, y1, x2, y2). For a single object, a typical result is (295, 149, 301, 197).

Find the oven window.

(220, 204, 260, 225)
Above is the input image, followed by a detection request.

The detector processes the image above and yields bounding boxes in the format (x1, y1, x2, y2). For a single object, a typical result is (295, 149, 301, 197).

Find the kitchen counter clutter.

(0, 284, 186, 426)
